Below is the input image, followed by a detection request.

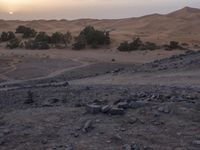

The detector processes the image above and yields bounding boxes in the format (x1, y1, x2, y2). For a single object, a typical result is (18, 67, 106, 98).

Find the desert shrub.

(0, 31, 15, 42)
(142, 42, 159, 50)
(72, 34, 86, 50)
(24, 39, 50, 50)
(118, 41, 130, 51)
(16, 26, 37, 38)
(74, 26, 111, 49)
(6, 38, 21, 49)
(105, 31, 111, 45)
(118, 38, 159, 51)
(37, 42, 50, 49)
(63, 31, 72, 47)
(181, 42, 189, 46)
(24, 32, 50, 49)
(164, 41, 183, 50)
(35, 32, 51, 43)
(169, 41, 180, 49)
(129, 38, 143, 50)
(24, 40, 35, 49)
(0, 32, 9, 42)
(50, 31, 72, 48)
(51, 32, 64, 44)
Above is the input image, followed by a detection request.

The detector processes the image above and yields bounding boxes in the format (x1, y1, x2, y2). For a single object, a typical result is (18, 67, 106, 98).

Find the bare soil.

(0, 49, 200, 150)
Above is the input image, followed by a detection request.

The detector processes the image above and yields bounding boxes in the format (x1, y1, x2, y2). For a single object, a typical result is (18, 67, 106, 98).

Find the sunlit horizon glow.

(0, 0, 200, 20)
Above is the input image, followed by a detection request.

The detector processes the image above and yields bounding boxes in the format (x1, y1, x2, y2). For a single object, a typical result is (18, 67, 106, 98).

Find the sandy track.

(0, 58, 93, 91)
(70, 69, 200, 88)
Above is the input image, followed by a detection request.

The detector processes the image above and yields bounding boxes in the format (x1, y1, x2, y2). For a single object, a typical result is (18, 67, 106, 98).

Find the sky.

(0, 0, 200, 20)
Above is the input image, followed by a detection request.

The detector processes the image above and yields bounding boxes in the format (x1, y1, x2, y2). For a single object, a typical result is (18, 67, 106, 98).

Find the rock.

(41, 139, 48, 144)
(144, 147, 154, 150)
(73, 132, 79, 138)
(0, 139, 6, 145)
(65, 144, 74, 150)
(109, 107, 125, 115)
(86, 104, 101, 114)
(192, 140, 200, 146)
(131, 143, 140, 150)
(128, 101, 146, 109)
(85, 86, 90, 90)
(2, 129, 10, 135)
(117, 102, 129, 109)
(158, 106, 170, 114)
(48, 98, 60, 104)
(63, 81, 69, 87)
(0, 133, 4, 138)
(82, 120, 93, 133)
(112, 68, 123, 73)
(111, 134, 122, 141)
(153, 112, 160, 117)
(122, 144, 132, 150)
(42, 102, 54, 107)
(24, 91, 34, 104)
(101, 105, 111, 113)
(128, 118, 137, 124)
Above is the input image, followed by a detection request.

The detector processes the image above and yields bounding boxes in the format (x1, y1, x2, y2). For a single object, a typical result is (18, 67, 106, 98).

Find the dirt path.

(0, 58, 19, 80)
(0, 59, 93, 91)
(69, 69, 200, 88)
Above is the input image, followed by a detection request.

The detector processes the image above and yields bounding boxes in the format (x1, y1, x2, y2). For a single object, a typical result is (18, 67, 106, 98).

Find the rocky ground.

(0, 50, 200, 150)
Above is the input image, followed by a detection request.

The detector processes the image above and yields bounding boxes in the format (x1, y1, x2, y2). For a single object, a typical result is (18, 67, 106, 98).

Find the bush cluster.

(1, 25, 109, 50)
(16, 26, 37, 38)
(24, 32, 51, 49)
(25, 40, 50, 50)
(164, 41, 183, 50)
(72, 34, 86, 50)
(2, 25, 184, 51)
(118, 38, 159, 51)
(0, 31, 15, 42)
(73, 26, 110, 50)
(50, 31, 72, 48)
(6, 38, 21, 49)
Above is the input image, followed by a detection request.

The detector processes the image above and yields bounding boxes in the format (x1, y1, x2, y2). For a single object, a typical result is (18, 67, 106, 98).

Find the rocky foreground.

(0, 51, 200, 150)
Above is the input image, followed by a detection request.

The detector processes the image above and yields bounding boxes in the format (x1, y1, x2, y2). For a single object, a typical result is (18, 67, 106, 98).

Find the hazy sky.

(0, 0, 200, 20)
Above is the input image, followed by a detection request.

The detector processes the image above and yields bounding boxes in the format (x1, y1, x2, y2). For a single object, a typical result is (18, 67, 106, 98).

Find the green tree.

(0, 31, 15, 42)
(169, 41, 180, 49)
(16, 26, 37, 38)
(105, 31, 111, 45)
(76, 26, 111, 48)
(143, 42, 158, 50)
(118, 41, 130, 51)
(72, 34, 86, 50)
(129, 37, 143, 50)
(35, 32, 51, 43)
(63, 31, 72, 47)
(6, 38, 21, 49)
(51, 32, 64, 44)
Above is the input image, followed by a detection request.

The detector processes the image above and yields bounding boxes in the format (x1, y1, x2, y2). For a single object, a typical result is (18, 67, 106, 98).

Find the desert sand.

(0, 7, 200, 47)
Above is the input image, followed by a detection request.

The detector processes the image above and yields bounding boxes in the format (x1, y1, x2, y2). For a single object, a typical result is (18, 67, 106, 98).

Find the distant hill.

(0, 7, 200, 47)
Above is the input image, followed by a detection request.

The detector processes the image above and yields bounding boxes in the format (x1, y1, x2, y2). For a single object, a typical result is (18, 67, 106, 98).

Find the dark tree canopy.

(0, 31, 16, 42)
(35, 32, 51, 43)
(51, 32, 64, 44)
(24, 40, 50, 50)
(118, 41, 130, 52)
(74, 26, 111, 49)
(72, 34, 86, 50)
(118, 38, 158, 51)
(6, 38, 21, 49)
(16, 26, 37, 38)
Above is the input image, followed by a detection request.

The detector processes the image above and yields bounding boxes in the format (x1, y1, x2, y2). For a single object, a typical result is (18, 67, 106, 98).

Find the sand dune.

(0, 7, 200, 46)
